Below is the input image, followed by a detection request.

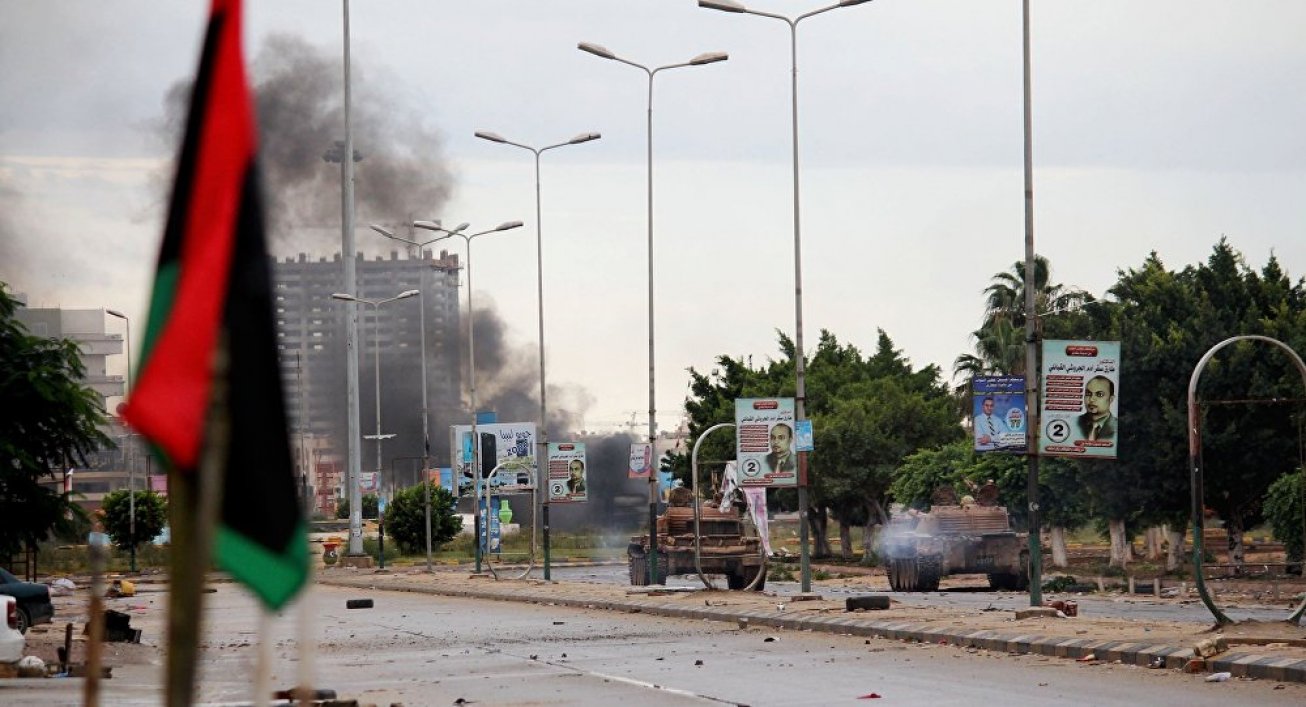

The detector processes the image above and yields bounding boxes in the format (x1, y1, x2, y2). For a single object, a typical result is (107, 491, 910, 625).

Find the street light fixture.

(106, 308, 136, 573)
(413, 220, 523, 573)
(330, 288, 419, 569)
(578, 40, 727, 586)
(698, 0, 871, 595)
(473, 129, 601, 580)
(369, 225, 457, 573)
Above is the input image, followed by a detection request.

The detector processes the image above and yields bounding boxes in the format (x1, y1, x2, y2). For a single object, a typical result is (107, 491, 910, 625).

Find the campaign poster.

(972, 375, 1027, 453)
(547, 442, 587, 503)
(735, 398, 798, 488)
(628, 442, 653, 479)
(448, 422, 537, 496)
(359, 471, 380, 494)
(1039, 340, 1121, 460)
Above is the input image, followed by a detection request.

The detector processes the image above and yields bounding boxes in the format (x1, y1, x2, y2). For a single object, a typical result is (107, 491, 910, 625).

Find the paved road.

(6, 583, 1305, 705)
(544, 563, 1297, 624)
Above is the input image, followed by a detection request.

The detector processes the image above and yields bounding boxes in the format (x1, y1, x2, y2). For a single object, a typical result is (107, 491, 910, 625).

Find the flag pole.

(165, 345, 230, 706)
(254, 609, 273, 707)
(81, 541, 106, 706)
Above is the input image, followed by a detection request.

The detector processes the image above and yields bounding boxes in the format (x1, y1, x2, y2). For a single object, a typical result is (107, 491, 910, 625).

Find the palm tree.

(954, 255, 1088, 380)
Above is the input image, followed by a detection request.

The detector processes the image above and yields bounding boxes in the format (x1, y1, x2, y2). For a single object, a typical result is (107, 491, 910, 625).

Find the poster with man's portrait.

(972, 375, 1027, 453)
(547, 442, 587, 503)
(1039, 340, 1121, 460)
(735, 398, 797, 488)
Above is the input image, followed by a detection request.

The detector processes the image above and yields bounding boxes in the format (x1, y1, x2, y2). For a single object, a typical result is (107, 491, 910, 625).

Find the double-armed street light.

(369, 224, 457, 572)
(473, 129, 601, 580)
(578, 40, 727, 586)
(412, 219, 524, 573)
(330, 288, 419, 564)
(698, 0, 872, 595)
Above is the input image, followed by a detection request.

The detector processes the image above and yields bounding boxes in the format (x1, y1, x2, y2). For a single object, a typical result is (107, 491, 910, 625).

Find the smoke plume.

(162, 33, 454, 252)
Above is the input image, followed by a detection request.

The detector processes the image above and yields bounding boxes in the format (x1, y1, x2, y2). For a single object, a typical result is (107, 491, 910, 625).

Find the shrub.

(335, 494, 379, 520)
(382, 482, 462, 554)
(1264, 469, 1303, 565)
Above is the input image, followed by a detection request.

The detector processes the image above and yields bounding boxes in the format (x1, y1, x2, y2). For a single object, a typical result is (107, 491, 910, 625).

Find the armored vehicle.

(628, 486, 766, 590)
(881, 485, 1029, 592)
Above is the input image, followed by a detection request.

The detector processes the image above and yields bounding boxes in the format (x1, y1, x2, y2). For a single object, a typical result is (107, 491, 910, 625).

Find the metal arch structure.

(480, 459, 539, 581)
(690, 423, 766, 591)
(1188, 335, 1306, 625)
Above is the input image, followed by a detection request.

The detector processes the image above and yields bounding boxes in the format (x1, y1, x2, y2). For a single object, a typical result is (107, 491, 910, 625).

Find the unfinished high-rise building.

(272, 248, 463, 514)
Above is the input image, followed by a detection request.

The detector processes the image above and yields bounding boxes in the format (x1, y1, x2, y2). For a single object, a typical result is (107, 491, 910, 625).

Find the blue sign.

(794, 419, 814, 452)
(478, 495, 502, 554)
(475, 410, 498, 425)
(973, 375, 1027, 453)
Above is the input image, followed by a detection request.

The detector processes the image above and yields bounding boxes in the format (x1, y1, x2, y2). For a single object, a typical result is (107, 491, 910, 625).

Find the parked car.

(0, 596, 24, 664)
(0, 568, 54, 633)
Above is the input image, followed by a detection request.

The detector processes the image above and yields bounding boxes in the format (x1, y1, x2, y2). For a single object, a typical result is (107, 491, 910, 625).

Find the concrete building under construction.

(271, 248, 463, 514)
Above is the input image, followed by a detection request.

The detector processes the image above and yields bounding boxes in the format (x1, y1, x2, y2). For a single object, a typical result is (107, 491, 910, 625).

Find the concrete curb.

(318, 574, 1306, 685)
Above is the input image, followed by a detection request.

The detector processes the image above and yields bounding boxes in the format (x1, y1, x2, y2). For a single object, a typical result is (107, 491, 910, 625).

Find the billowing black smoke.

(163, 33, 453, 251)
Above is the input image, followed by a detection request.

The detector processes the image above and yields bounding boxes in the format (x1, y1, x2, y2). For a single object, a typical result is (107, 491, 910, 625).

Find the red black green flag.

(124, 0, 306, 611)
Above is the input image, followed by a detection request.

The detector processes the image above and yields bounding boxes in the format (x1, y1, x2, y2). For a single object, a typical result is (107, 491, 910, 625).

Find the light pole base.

(340, 555, 374, 569)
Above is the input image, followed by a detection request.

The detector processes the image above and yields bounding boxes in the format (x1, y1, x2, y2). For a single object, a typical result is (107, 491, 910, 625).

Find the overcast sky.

(2, 1, 1304, 432)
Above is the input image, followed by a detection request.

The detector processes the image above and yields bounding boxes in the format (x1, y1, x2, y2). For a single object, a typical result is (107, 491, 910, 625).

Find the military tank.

(628, 486, 766, 590)
(881, 485, 1029, 592)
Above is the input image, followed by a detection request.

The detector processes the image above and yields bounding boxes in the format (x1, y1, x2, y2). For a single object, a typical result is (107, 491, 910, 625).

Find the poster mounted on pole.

(628, 442, 653, 479)
(547, 442, 587, 503)
(972, 375, 1027, 453)
(735, 398, 797, 488)
(1039, 340, 1121, 459)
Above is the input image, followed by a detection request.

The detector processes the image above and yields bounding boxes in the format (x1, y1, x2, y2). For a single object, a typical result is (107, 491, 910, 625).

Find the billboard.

(972, 375, 1027, 453)
(448, 422, 537, 496)
(1039, 340, 1121, 459)
(547, 442, 587, 503)
(735, 398, 798, 488)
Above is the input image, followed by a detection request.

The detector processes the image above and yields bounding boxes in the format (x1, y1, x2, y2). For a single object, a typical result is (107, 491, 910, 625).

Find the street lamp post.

(578, 40, 727, 585)
(370, 225, 453, 572)
(473, 129, 601, 580)
(324, 0, 365, 559)
(413, 220, 523, 573)
(698, 0, 871, 595)
(106, 309, 135, 573)
(330, 288, 419, 570)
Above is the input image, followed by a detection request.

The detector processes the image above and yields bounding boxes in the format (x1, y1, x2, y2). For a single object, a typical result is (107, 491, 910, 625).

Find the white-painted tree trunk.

(861, 523, 879, 566)
(1166, 527, 1185, 572)
(1108, 518, 1130, 568)
(1226, 519, 1246, 569)
(1049, 526, 1069, 568)
(1144, 526, 1163, 560)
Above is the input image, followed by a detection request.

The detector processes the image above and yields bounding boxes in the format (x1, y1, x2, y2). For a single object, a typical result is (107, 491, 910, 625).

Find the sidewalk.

(317, 566, 1306, 685)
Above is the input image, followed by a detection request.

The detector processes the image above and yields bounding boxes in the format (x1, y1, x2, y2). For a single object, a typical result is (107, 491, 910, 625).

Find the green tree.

(677, 329, 959, 560)
(1093, 243, 1306, 569)
(100, 489, 169, 552)
(0, 283, 110, 559)
(813, 334, 961, 562)
(383, 482, 462, 554)
(1263, 469, 1304, 571)
(954, 255, 1089, 380)
(336, 494, 379, 520)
